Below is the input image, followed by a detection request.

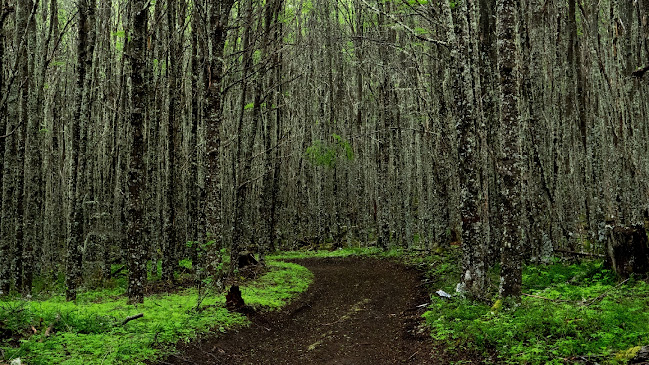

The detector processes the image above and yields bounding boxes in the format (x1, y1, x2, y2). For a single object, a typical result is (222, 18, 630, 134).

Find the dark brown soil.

(160, 257, 441, 364)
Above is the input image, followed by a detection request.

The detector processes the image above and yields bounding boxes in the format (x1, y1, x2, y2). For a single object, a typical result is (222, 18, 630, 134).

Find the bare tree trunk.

(0, 0, 18, 295)
(10, 0, 33, 295)
(260, 0, 284, 256)
(20, 0, 40, 296)
(497, 0, 523, 299)
(0, 0, 8, 295)
(162, 0, 181, 282)
(126, 0, 148, 305)
(376, 2, 392, 249)
(232, 0, 258, 269)
(188, 0, 202, 267)
(268, 0, 285, 254)
(66, 0, 95, 301)
(443, 0, 488, 297)
(204, 0, 234, 277)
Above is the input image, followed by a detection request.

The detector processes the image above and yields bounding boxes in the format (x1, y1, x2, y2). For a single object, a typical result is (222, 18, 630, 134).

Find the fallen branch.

(522, 293, 568, 302)
(121, 313, 144, 326)
(585, 278, 630, 306)
(408, 350, 420, 361)
(44, 314, 61, 337)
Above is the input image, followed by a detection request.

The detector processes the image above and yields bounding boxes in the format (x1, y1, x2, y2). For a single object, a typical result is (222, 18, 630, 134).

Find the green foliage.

(301, 0, 314, 15)
(178, 258, 193, 270)
(304, 134, 354, 168)
(333, 134, 354, 160)
(305, 140, 336, 167)
(412, 233, 421, 245)
(424, 257, 649, 364)
(268, 247, 385, 260)
(146, 260, 163, 281)
(0, 261, 311, 364)
(253, 49, 262, 64)
(242, 262, 313, 309)
(112, 30, 129, 53)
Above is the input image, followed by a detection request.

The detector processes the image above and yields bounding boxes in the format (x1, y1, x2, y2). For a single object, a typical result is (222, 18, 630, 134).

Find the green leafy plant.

(304, 133, 354, 168)
(0, 261, 312, 365)
(424, 256, 649, 364)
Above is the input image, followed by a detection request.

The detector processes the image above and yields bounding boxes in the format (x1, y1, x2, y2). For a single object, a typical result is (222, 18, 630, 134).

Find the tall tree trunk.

(268, 0, 284, 254)
(162, 0, 181, 282)
(126, 0, 148, 305)
(0, 0, 8, 295)
(444, 0, 488, 297)
(20, 0, 38, 296)
(12, 0, 33, 295)
(189, 0, 202, 267)
(66, 0, 95, 301)
(259, 0, 281, 256)
(204, 0, 234, 276)
(0, 0, 17, 295)
(232, 0, 258, 269)
(497, 0, 523, 299)
(376, 1, 392, 249)
(34, 0, 58, 282)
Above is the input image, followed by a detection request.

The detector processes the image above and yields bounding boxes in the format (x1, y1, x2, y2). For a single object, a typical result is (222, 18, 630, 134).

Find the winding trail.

(163, 257, 437, 364)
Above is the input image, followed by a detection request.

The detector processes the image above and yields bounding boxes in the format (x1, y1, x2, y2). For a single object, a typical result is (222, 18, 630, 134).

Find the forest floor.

(5, 248, 645, 364)
(161, 256, 465, 364)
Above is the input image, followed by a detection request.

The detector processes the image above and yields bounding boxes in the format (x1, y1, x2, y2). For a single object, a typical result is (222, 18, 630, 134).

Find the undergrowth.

(268, 246, 386, 260)
(422, 252, 649, 364)
(0, 260, 312, 364)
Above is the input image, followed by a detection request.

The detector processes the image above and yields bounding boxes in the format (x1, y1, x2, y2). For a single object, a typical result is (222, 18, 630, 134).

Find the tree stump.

(226, 285, 245, 311)
(606, 225, 649, 278)
(237, 251, 258, 269)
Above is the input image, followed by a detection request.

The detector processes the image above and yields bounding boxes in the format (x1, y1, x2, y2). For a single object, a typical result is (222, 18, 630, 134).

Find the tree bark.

(497, 0, 523, 299)
(126, 0, 148, 305)
(443, 0, 488, 297)
(66, 0, 95, 301)
(0, 0, 7, 295)
(12, 0, 33, 295)
(162, 0, 181, 282)
(204, 0, 235, 277)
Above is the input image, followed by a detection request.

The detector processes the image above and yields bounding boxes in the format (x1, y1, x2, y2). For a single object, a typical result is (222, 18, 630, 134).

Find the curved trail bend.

(164, 257, 437, 364)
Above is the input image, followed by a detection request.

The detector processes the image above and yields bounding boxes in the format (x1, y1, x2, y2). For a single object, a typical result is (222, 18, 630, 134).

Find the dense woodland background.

(0, 0, 648, 303)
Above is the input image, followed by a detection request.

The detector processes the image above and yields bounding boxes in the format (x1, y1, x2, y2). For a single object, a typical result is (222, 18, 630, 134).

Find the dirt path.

(162, 257, 437, 364)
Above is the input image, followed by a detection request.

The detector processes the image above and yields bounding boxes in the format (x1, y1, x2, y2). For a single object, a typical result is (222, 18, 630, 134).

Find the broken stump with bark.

(226, 285, 245, 311)
(238, 251, 259, 269)
(606, 224, 649, 278)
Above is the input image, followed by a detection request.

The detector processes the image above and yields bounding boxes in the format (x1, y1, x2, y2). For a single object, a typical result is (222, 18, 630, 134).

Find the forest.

(1, 0, 649, 363)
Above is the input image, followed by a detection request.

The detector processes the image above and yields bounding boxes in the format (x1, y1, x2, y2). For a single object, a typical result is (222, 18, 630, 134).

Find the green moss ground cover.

(422, 251, 649, 364)
(0, 261, 312, 364)
(267, 246, 386, 260)
(7, 245, 645, 365)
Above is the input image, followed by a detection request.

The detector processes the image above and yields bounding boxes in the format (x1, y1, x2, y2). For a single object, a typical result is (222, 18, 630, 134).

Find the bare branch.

(358, 0, 448, 48)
